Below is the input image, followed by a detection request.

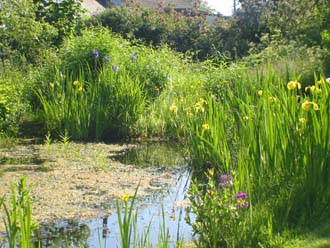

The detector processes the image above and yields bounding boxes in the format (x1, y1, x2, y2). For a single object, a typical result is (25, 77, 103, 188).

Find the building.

(82, 0, 193, 15)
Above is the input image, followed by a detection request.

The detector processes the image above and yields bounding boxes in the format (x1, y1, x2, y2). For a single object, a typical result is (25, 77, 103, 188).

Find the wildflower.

(305, 85, 321, 94)
(257, 90, 263, 96)
(130, 53, 137, 62)
(220, 174, 232, 180)
(49, 82, 54, 88)
(199, 98, 207, 105)
(313, 102, 319, 111)
(208, 168, 215, 177)
(207, 189, 215, 196)
(186, 111, 193, 117)
(269, 96, 277, 103)
(237, 201, 249, 208)
(299, 117, 307, 126)
(169, 104, 178, 113)
(202, 123, 209, 130)
(120, 193, 133, 203)
(301, 101, 313, 112)
(305, 85, 313, 92)
(243, 116, 250, 121)
(104, 56, 110, 63)
(194, 103, 205, 113)
(236, 192, 248, 199)
(219, 174, 233, 188)
(219, 181, 233, 187)
(112, 65, 119, 72)
(73, 80, 79, 86)
(78, 86, 83, 92)
(92, 49, 99, 59)
(287, 81, 301, 90)
(296, 128, 303, 137)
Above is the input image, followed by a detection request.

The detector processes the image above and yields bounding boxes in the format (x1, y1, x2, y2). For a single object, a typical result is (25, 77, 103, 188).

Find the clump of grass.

(36, 64, 146, 141)
(116, 184, 182, 248)
(0, 177, 38, 248)
(0, 133, 17, 149)
(116, 189, 138, 248)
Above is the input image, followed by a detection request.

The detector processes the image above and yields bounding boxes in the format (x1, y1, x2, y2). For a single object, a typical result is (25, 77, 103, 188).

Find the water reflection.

(88, 167, 193, 247)
(34, 221, 90, 247)
(111, 141, 187, 168)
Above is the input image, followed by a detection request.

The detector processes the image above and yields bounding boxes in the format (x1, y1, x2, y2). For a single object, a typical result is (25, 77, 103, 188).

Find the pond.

(0, 141, 195, 247)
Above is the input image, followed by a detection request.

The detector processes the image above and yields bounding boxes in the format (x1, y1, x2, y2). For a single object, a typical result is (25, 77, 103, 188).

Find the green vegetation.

(0, 178, 38, 248)
(1, 0, 330, 246)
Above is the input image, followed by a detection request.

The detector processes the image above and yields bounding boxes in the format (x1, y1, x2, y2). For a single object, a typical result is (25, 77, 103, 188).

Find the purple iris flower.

(112, 65, 119, 72)
(93, 49, 99, 59)
(130, 53, 137, 62)
(104, 56, 110, 63)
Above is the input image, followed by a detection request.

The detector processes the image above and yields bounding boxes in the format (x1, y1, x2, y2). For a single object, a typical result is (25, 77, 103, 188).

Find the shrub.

(59, 28, 117, 79)
(34, 0, 85, 46)
(0, 69, 30, 134)
(244, 39, 330, 84)
(90, 5, 251, 61)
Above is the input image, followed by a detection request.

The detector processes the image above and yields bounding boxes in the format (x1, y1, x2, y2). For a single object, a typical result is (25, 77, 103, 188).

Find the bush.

(59, 28, 117, 79)
(90, 5, 251, 61)
(243, 39, 330, 84)
(0, 69, 30, 134)
(34, 0, 85, 46)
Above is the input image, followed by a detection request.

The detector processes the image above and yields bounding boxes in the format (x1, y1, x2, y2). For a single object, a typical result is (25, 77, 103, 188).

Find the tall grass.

(185, 70, 330, 245)
(116, 186, 181, 248)
(0, 177, 38, 248)
(36, 65, 146, 140)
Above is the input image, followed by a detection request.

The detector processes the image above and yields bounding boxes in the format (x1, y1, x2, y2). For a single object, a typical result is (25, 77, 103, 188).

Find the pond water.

(32, 142, 195, 247)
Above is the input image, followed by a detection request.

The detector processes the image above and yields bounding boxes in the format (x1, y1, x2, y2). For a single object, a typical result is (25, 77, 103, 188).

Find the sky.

(206, 0, 234, 16)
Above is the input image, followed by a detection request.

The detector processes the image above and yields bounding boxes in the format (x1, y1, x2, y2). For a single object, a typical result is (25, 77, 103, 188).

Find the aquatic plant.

(116, 189, 138, 248)
(0, 177, 38, 248)
(36, 64, 146, 140)
(184, 73, 330, 246)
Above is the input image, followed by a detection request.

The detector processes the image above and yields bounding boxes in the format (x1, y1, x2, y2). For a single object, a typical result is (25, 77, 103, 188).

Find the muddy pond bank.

(0, 141, 194, 246)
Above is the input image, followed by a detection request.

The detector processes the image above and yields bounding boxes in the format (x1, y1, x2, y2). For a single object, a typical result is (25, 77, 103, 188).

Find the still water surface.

(34, 142, 194, 247)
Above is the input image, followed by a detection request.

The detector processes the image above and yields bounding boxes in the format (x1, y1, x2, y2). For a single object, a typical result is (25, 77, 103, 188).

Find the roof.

(81, 0, 105, 16)
(133, 0, 193, 9)
(81, 0, 193, 14)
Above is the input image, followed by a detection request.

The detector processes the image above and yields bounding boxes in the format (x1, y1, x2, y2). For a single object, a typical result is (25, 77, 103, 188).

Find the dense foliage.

(89, 5, 250, 61)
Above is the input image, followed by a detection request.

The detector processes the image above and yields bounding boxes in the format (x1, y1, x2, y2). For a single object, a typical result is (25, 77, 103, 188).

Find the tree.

(34, 0, 85, 45)
(0, 0, 57, 64)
